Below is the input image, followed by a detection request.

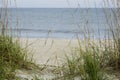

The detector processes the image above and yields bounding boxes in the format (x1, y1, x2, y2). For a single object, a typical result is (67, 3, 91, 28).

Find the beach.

(19, 38, 80, 66)
(17, 38, 113, 66)
(0, 2, 119, 79)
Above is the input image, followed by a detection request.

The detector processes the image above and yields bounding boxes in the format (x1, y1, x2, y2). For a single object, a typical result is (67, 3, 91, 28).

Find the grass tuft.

(60, 43, 107, 80)
(0, 35, 32, 79)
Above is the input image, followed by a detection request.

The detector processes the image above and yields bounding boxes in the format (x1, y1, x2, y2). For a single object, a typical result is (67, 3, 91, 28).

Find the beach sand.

(19, 38, 80, 66)
(18, 38, 112, 66)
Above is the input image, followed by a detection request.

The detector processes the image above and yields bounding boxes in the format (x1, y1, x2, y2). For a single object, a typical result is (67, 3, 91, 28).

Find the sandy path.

(19, 38, 79, 66)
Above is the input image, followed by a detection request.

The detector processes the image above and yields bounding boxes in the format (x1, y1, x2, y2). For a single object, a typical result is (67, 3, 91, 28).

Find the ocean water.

(1, 8, 119, 39)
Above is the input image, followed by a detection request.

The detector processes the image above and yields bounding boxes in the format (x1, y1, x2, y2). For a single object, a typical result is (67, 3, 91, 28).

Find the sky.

(0, 0, 118, 8)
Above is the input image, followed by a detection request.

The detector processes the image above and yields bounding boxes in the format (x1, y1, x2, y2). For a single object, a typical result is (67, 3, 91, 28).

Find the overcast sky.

(0, 0, 118, 8)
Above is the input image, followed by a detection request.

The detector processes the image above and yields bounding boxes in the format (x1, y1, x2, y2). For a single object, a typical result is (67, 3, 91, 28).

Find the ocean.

(1, 8, 119, 39)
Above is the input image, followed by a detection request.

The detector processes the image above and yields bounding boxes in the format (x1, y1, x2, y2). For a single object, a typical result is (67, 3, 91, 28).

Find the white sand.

(19, 38, 80, 66)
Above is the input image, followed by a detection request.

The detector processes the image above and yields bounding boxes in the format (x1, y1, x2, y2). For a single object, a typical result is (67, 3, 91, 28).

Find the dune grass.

(0, 35, 34, 79)
(55, 39, 120, 80)
(58, 42, 106, 80)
